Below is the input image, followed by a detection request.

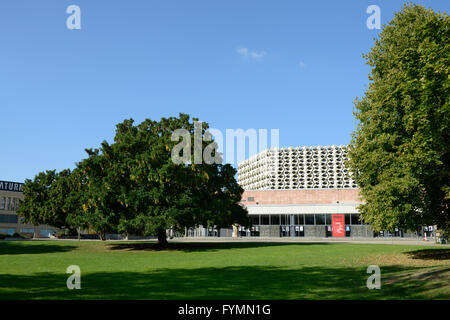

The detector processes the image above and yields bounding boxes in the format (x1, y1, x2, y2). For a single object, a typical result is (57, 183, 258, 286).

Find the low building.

(236, 146, 419, 238)
(188, 145, 423, 238)
(240, 188, 373, 237)
(0, 180, 58, 238)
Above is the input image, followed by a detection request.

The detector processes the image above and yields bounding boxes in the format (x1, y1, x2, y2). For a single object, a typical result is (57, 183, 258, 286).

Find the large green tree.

(18, 114, 248, 244)
(18, 170, 71, 229)
(348, 4, 449, 233)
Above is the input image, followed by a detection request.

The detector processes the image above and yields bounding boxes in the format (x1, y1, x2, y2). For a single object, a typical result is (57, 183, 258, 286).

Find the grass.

(0, 240, 448, 300)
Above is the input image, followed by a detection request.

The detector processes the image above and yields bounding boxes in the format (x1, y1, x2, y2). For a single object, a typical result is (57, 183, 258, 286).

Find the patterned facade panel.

(237, 146, 357, 190)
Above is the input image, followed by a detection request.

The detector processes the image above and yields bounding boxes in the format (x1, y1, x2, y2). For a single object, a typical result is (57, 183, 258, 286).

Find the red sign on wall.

(332, 214, 345, 237)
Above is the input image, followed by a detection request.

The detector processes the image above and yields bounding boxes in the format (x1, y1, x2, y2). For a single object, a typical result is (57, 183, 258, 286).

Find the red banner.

(332, 214, 345, 237)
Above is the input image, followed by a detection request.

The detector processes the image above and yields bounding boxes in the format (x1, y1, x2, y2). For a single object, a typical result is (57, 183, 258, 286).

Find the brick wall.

(241, 189, 362, 205)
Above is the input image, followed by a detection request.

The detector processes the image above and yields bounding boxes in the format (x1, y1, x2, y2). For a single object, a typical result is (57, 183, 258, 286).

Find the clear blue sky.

(0, 0, 448, 182)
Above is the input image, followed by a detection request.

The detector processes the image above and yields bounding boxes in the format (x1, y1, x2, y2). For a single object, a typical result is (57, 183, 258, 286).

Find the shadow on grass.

(406, 249, 450, 260)
(108, 241, 330, 252)
(1, 265, 447, 300)
(0, 241, 77, 255)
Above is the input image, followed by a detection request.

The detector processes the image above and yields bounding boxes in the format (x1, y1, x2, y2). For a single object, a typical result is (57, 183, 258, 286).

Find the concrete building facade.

(234, 146, 416, 238)
(237, 145, 358, 190)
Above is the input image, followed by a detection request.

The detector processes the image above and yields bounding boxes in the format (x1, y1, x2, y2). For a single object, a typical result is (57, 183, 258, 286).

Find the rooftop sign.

(0, 181, 23, 192)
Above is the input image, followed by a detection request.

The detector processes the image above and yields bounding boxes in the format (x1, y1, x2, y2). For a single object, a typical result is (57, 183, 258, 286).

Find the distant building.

(0, 180, 58, 238)
(235, 146, 420, 238)
(188, 146, 425, 238)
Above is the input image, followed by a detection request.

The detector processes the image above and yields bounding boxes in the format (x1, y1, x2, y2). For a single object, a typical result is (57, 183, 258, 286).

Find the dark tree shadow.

(0, 241, 77, 255)
(406, 249, 450, 260)
(1, 265, 447, 300)
(107, 241, 330, 253)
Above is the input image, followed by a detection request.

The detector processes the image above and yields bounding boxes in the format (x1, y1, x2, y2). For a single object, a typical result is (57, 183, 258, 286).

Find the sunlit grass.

(0, 241, 448, 299)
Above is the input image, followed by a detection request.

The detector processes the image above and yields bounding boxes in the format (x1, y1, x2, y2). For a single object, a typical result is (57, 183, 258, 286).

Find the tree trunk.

(99, 231, 106, 241)
(157, 230, 168, 247)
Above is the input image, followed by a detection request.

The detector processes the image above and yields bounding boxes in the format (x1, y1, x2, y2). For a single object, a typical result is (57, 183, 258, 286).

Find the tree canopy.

(18, 114, 249, 244)
(348, 4, 449, 233)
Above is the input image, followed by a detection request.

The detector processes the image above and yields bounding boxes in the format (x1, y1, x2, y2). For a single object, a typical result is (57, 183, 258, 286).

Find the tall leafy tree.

(348, 4, 449, 233)
(18, 170, 69, 229)
(78, 114, 248, 244)
(19, 114, 248, 244)
(63, 168, 90, 238)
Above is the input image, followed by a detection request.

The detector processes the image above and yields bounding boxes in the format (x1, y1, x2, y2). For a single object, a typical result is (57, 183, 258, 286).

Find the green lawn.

(0, 240, 448, 299)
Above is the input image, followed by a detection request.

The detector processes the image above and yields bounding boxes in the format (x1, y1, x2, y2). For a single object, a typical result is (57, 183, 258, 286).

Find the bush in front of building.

(0, 232, 26, 240)
(55, 231, 65, 238)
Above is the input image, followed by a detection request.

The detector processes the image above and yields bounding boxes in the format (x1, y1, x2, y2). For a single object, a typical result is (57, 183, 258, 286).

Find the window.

(0, 228, 15, 235)
(280, 214, 289, 225)
(247, 197, 255, 202)
(0, 214, 18, 223)
(260, 215, 270, 225)
(40, 229, 53, 237)
(7, 197, 18, 211)
(250, 215, 260, 226)
(305, 214, 315, 225)
(345, 214, 351, 225)
(295, 214, 304, 225)
(326, 214, 332, 225)
(0, 197, 5, 210)
(271, 214, 280, 225)
(315, 214, 325, 225)
(21, 228, 34, 234)
(351, 214, 361, 225)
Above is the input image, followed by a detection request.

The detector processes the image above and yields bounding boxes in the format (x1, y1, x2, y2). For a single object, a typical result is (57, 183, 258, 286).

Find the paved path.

(169, 237, 448, 246)
(20, 236, 449, 246)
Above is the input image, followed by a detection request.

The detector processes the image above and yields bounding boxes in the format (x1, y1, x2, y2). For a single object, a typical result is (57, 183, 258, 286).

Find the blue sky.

(0, 0, 448, 182)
